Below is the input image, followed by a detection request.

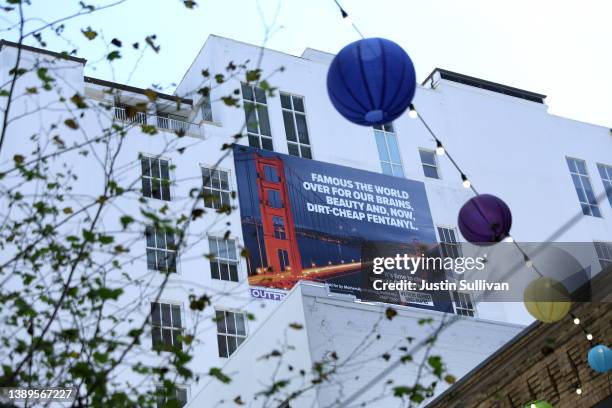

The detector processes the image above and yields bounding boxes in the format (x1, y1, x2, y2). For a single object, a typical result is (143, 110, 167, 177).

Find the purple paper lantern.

(458, 194, 512, 245)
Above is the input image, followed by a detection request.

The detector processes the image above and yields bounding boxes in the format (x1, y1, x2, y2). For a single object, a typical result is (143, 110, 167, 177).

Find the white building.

(0, 35, 611, 407)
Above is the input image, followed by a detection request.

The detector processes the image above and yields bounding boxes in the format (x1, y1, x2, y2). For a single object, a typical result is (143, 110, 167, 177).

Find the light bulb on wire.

(586, 333, 593, 341)
(408, 104, 418, 119)
(461, 174, 471, 189)
(435, 140, 445, 156)
(573, 317, 580, 325)
(576, 388, 582, 395)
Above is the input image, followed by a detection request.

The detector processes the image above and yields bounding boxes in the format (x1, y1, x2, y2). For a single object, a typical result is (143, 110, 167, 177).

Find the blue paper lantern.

(587, 344, 612, 373)
(327, 38, 416, 126)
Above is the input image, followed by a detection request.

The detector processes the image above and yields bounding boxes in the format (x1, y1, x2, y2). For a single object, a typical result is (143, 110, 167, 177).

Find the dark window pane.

(142, 177, 151, 198)
(161, 183, 171, 201)
(145, 226, 155, 247)
(172, 329, 182, 350)
(229, 264, 238, 282)
(235, 313, 246, 335)
(301, 146, 312, 159)
(156, 230, 166, 249)
(287, 143, 300, 157)
(566, 158, 577, 172)
(261, 137, 273, 151)
(160, 160, 169, 180)
(151, 159, 161, 179)
(256, 105, 271, 136)
(241, 83, 253, 101)
(161, 303, 171, 326)
(166, 231, 176, 250)
(176, 389, 187, 407)
(419, 150, 436, 166)
(217, 335, 228, 358)
(162, 328, 172, 346)
(141, 158, 151, 177)
(221, 191, 230, 206)
(202, 168, 212, 187)
(171, 305, 181, 328)
(220, 171, 229, 190)
(423, 165, 439, 179)
(295, 114, 309, 144)
(151, 303, 161, 325)
(292, 96, 304, 112)
(248, 134, 261, 148)
(220, 262, 230, 281)
(576, 160, 587, 174)
(283, 111, 297, 142)
(152, 327, 162, 348)
(151, 179, 161, 200)
(244, 102, 258, 133)
(236, 336, 245, 347)
(215, 310, 226, 333)
(280, 93, 291, 109)
(210, 261, 220, 279)
(147, 249, 157, 270)
(226, 312, 236, 334)
(254, 87, 267, 103)
(227, 336, 237, 356)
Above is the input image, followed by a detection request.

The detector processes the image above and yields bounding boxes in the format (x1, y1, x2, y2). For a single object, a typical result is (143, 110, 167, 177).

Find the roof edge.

(0, 39, 87, 64)
(84, 76, 192, 105)
(423, 67, 547, 104)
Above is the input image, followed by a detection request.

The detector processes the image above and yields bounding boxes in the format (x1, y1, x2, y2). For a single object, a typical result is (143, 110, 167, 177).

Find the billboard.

(233, 145, 453, 312)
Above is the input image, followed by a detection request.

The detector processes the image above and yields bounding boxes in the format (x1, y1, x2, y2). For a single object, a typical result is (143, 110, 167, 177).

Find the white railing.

(155, 115, 199, 135)
(113, 106, 201, 136)
(114, 106, 147, 124)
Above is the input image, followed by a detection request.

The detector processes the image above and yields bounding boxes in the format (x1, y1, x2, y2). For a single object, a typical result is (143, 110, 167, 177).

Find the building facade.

(1, 35, 611, 407)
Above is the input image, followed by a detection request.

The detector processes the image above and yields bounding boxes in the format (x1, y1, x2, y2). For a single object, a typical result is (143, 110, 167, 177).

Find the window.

(263, 165, 279, 183)
(151, 302, 182, 351)
(208, 237, 239, 282)
(281, 92, 312, 159)
(241, 83, 273, 150)
(278, 249, 290, 272)
(597, 163, 612, 207)
(566, 158, 601, 217)
(200, 95, 213, 122)
(273, 216, 286, 240)
(202, 167, 230, 210)
(437, 227, 462, 259)
(594, 241, 612, 270)
(145, 226, 177, 273)
(419, 149, 440, 179)
(267, 189, 282, 208)
(374, 123, 404, 177)
(141, 156, 171, 201)
(452, 291, 475, 317)
(156, 385, 187, 408)
(216, 310, 247, 358)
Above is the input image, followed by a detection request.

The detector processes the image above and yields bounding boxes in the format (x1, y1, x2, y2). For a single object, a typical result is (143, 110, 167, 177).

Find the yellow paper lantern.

(523, 277, 571, 323)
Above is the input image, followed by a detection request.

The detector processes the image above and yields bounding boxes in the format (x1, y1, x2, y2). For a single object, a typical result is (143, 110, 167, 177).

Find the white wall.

(1, 33, 611, 406)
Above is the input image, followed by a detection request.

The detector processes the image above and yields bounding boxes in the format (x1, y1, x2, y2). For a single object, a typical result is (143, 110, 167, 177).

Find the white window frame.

(373, 123, 404, 177)
(280, 92, 313, 159)
(596, 162, 612, 208)
(155, 383, 189, 408)
(452, 291, 476, 317)
(594, 241, 612, 270)
(140, 153, 173, 201)
(566, 157, 601, 217)
(436, 226, 462, 259)
(145, 225, 179, 274)
(150, 300, 183, 351)
(215, 308, 248, 358)
(207, 235, 240, 282)
(198, 93, 213, 123)
(241, 82, 273, 150)
(419, 148, 441, 179)
(200, 164, 232, 210)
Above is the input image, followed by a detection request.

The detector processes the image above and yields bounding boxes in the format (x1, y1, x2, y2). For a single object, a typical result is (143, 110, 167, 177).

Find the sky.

(8, 0, 612, 127)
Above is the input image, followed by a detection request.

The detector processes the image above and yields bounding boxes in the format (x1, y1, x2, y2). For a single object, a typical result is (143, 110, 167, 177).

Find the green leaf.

(81, 27, 97, 40)
(288, 322, 303, 330)
(385, 307, 397, 320)
(107, 50, 121, 61)
(64, 118, 79, 129)
(209, 367, 231, 384)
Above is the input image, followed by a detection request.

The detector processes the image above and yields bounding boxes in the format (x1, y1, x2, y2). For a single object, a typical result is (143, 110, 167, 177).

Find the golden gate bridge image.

(234, 146, 435, 292)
